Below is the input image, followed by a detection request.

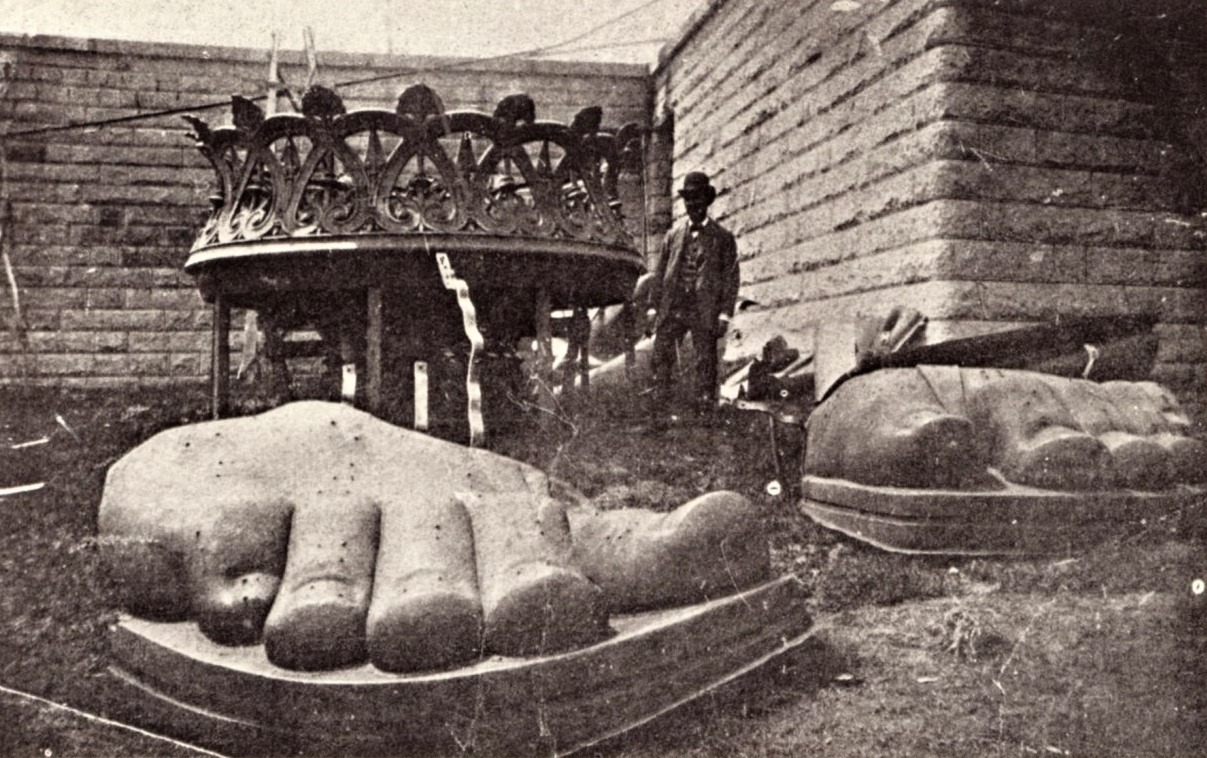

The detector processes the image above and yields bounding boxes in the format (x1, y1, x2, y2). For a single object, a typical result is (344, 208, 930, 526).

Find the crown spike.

(282, 136, 301, 178)
(457, 133, 477, 174)
(365, 128, 385, 175)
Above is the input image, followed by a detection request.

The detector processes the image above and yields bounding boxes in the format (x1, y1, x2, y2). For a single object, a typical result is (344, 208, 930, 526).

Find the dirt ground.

(1, 383, 1205, 757)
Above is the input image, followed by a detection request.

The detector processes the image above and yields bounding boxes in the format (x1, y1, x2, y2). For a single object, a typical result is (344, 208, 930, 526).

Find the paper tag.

(414, 361, 429, 431)
(435, 252, 456, 282)
(435, 252, 486, 447)
(341, 363, 357, 402)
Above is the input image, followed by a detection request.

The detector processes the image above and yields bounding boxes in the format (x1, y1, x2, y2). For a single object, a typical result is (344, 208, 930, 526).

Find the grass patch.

(1, 384, 1205, 756)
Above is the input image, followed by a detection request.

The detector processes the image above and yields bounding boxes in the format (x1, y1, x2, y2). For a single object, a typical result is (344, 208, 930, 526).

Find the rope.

(0, 681, 230, 758)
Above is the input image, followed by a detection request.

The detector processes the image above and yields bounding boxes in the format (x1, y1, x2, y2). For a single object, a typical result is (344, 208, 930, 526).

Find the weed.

(811, 544, 960, 612)
(929, 605, 1007, 662)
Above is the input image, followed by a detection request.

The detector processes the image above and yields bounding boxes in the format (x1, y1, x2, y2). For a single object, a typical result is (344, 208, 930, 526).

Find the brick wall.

(653, 0, 1206, 399)
(0, 33, 650, 388)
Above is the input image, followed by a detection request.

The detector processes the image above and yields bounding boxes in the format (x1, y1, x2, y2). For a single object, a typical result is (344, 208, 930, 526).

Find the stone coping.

(0, 32, 650, 79)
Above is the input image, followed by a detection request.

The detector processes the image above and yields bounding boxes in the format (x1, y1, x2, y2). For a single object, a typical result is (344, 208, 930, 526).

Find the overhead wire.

(330, 0, 670, 91)
(529, 36, 673, 57)
(2, 0, 675, 139)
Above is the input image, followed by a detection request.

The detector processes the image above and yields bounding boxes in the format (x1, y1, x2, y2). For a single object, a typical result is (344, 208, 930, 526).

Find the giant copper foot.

(99, 401, 770, 672)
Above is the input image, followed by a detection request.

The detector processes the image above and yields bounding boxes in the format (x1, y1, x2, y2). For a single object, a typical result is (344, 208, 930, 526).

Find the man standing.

(647, 171, 740, 412)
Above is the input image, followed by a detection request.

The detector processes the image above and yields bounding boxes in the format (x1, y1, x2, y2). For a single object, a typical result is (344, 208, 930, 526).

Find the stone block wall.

(652, 0, 1206, 399)
(0, 34, 650, 388)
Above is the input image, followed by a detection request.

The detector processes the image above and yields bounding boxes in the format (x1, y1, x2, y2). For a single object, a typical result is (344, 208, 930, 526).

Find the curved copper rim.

(185, 233, 642, 274)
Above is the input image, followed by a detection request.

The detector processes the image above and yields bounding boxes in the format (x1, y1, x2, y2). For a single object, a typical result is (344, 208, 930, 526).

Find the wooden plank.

(210, 296, 230, 420)
(877, 314, 1159, 379)
(535, 286, 553, 381)
(574, 305, 590, 393)
(364, 287, 383, 415)
(533, 285, 557, 422)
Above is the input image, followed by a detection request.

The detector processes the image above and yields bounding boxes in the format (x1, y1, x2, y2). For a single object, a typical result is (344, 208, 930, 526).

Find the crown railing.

(184, 85, 645, 255)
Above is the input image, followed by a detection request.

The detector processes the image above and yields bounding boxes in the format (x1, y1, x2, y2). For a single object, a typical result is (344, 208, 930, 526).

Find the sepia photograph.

(0, 0, 1204, 755)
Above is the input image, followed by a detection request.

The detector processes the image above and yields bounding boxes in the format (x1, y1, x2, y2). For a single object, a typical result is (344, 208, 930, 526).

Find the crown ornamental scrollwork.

(183, 84, 646, 253)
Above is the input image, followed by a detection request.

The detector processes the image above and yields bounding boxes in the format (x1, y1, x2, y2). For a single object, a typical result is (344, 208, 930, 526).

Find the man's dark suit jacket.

(648, 218, 740, 331)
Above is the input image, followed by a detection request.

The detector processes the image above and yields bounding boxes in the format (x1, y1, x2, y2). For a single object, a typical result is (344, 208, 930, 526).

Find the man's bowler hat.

(678, 171, 717, 203)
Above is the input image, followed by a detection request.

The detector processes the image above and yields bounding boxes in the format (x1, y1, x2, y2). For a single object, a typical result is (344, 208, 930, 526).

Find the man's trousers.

(651, 306, 719, 404)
